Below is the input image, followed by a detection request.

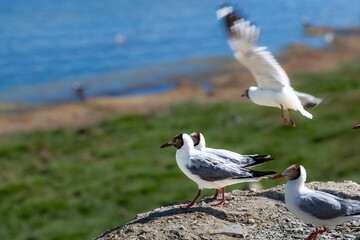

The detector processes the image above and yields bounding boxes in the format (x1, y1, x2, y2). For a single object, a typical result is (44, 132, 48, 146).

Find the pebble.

(247, 219, 255, 224)
(292, 234, 308, 239)
(166, 225, 181, 229)
(237, 207, 249, 211)
(292, 227, 304, 233)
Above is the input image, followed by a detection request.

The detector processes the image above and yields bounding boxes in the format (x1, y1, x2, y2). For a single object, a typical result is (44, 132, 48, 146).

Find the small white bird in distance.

(217, 6, 322, 127)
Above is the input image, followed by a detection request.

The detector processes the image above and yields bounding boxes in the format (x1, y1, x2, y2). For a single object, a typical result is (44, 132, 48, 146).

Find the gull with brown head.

(273, 165, 360, 239)
(161, 133, 276, 208)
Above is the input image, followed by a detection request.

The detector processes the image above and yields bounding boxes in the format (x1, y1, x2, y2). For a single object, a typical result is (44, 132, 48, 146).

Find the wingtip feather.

(216, 6, 233, 19)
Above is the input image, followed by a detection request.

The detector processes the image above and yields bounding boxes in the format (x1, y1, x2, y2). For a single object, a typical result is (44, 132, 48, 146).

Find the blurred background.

(1, 0, 360, 104)
(0, 0, 360, 239)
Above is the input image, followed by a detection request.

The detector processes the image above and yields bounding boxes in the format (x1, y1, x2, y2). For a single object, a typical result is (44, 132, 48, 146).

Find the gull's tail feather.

(299, 108, 313, 119)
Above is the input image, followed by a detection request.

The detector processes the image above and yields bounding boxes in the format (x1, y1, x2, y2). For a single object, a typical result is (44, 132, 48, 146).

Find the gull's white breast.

(249, 87, 303, 110)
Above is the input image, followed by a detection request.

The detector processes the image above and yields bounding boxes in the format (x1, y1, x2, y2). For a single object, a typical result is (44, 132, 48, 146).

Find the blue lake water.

(0, 0, 359, 104)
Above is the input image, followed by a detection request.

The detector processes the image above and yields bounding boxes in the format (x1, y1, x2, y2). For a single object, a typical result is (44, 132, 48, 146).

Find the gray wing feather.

(299, 191, 360, 219)
(188, 153, 253, 182)
(204, 148, 253, 166)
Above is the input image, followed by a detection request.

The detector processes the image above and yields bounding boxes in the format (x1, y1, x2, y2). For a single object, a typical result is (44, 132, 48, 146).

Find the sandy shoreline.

(1, 27, 360, 135)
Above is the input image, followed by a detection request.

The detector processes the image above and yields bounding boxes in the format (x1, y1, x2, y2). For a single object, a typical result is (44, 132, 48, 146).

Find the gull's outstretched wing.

(217, 6, 290, 89)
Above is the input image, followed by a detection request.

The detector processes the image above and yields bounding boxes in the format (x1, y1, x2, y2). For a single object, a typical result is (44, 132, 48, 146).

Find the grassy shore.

(0, 57, 360, 240)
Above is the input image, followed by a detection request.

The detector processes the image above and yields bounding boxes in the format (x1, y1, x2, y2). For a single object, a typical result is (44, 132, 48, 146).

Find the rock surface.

(95, 181, 360, 240)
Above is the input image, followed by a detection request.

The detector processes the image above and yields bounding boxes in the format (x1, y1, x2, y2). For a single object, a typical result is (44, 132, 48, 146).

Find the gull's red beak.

(241, 93, 246, 97)
(160, 143, 171, 148)
(271, 174, 285, 180)
(353, 124, 360, 130)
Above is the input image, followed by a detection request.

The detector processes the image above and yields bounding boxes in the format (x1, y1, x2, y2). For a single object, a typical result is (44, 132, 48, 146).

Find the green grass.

(0, 58, 360, 239)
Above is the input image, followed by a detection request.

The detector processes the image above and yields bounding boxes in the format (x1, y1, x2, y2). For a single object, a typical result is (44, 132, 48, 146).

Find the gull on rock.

(190, 132, 274, 199)
(217, 6, 322, 127)
(273, 165, 360, 240)
(161, 133, 276, 208)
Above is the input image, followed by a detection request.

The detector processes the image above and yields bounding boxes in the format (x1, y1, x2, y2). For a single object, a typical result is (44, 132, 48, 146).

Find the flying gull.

(217, 6, 322, 127)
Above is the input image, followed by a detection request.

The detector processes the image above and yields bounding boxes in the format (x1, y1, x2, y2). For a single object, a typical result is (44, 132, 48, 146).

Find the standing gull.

(190, 132, 274, 199)
(217, 6, 321, 127)
(161, 133, 276, 207)
(272, 165, 360, 239)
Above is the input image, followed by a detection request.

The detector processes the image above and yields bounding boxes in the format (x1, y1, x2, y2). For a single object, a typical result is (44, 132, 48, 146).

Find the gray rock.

(292, 234, 308, 239)
(213, 224, 248, 238)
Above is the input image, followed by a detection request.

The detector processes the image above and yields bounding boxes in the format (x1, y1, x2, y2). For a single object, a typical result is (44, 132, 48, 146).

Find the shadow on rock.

(95, 205, 231, 239)
(250, 190, 285, 203)
(130, 205, 231, 225)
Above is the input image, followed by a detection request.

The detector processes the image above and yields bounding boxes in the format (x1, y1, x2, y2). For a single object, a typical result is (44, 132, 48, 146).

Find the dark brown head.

(190, 132, 201, 146)
(160, 133, 184, 149)
(272, 164, 301, 181)
(241, 88, 249, 98)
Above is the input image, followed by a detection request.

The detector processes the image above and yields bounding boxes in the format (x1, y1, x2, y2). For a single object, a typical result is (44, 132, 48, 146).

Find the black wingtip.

(216, 5, 250, 37)
(243, 155, 275, 168)
(250, 170, 277, 178)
